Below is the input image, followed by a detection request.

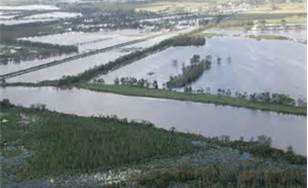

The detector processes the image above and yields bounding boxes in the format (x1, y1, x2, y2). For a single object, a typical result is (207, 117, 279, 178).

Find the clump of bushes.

(166, 34, 206, 46)
(166, 54, 211, 89)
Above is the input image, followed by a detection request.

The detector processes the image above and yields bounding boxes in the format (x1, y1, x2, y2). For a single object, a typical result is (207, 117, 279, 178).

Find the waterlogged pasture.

(0, 12, 20, 20)
(120, 27, 198, 50)
(0, 12, 81, 25)
(206, 28, 307, 42)
(0, 4, 81, 26)
(6, 50, 128, 83)
(0, 53, 76, 75)
(24, 12, 82, 19)
(0, 5, 59, 11)
(20, 30, 158, 52)
(2, 30, 184, 81)
(0, 86, 306, 155)
(121, 31, 185, 50)
(100, 35, 306, 99)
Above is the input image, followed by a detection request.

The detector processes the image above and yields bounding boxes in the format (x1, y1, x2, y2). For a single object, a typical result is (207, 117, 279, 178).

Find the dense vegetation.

(166, 54, 211, 88)
(0, 100, 194, 177)
(134, 163, 306, 188)
(113, 77, 154, 88)
(0, 21, 65, 40)
(165, 34, 205, 46)
(205, 136, 306, 165)
(248, 92, 298, 106)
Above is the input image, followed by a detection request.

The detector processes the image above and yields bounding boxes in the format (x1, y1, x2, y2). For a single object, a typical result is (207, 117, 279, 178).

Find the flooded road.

(6, 50, 128, 83)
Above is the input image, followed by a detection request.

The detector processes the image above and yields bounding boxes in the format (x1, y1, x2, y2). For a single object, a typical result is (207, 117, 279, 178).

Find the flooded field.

(19, 30, 159, 52)
(207, 28, 307, 42)
(121, 33, 175, 49)
(0, 4, 81, 25)
(6, 50, 128, 82)
(100, 34, 306, 99)
(0, 5, 59, 11)
(121, 28, 196, 49)
(0, 53, 76, 75)
(1, 29, 192, 81)
(0, 12, 81, 25)
(0, 86, 306, 155)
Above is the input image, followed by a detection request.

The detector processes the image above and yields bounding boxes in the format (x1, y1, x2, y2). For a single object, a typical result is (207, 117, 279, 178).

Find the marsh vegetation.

(1, 101, 305, 187)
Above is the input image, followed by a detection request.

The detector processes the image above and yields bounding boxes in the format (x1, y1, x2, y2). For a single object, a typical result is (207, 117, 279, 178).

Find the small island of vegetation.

(166, 54, 211, 89)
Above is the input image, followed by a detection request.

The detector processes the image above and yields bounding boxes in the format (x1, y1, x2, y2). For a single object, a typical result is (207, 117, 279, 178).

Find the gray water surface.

(0, 86, 306, 155)
(100, 36, 306, 99)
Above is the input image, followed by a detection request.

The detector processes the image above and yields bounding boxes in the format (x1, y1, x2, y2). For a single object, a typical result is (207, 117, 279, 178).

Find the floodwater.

(0, 53, 76, 75)
(20, 30, 156, 52)
(100, 36, 306, 99)
(0, 86, 306, 155)
(0, 5, 59, 11)
(4, 29, 191, 82)
(0, 4, 80, 25)
(6, 50, 128, 83)
(0, 12, 81, 25)
(207, 28, 307, 42)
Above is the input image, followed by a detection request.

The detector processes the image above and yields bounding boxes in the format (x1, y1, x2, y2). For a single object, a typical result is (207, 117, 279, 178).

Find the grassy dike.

(79, 83, 306, 116)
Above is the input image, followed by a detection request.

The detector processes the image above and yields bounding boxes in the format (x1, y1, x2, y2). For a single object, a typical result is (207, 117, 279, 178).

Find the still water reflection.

(101, 37, 306, 99)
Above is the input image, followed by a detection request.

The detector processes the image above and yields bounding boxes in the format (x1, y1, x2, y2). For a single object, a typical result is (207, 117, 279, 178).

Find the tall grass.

(1, 104, 194, 177)
(134, 163, 306, 188)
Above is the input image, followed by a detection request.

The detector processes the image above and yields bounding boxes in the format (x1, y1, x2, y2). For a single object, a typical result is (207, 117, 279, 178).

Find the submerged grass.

(79, 83, 306, 116)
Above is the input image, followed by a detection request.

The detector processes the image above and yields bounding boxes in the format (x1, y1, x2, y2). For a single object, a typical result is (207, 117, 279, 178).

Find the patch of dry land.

(135, 1, 210, 13)
(246, 2, 306, 14)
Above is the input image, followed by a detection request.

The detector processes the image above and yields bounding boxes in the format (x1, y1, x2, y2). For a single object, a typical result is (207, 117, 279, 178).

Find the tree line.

(189, 87, 304, 107)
